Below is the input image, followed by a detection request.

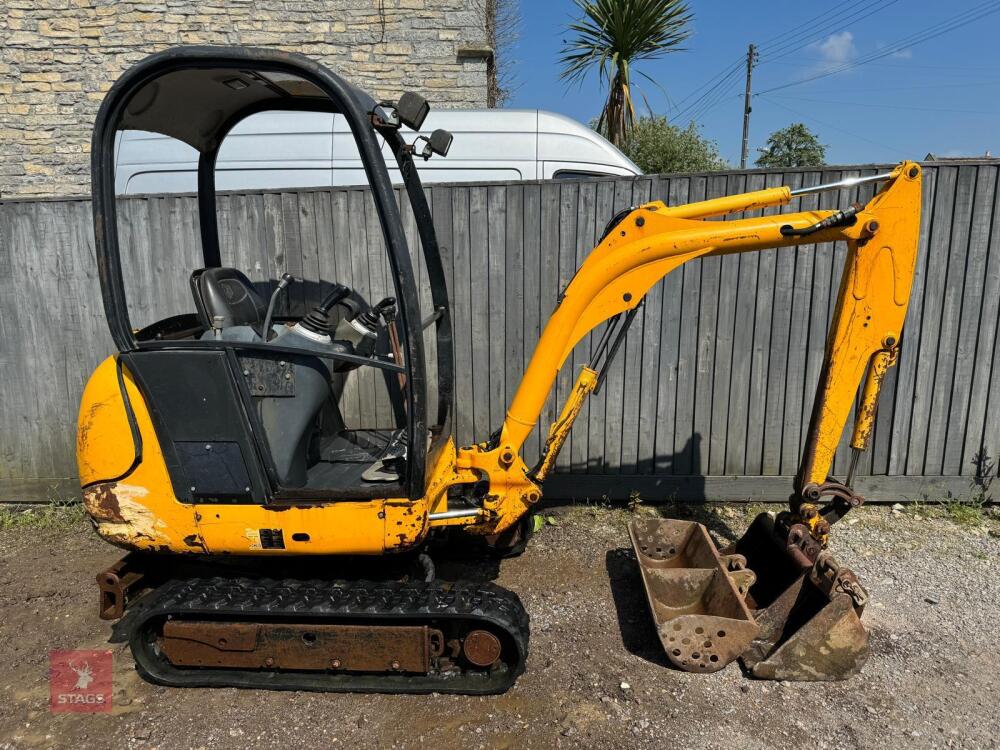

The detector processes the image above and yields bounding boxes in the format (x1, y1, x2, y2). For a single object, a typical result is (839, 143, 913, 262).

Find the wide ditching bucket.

(629, 513, 869, 681)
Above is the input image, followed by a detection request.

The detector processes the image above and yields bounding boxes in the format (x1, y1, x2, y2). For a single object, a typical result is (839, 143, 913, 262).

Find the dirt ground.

(0, 501, 997, 750)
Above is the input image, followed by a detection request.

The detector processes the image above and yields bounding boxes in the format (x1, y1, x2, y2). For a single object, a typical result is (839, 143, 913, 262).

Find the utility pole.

(740, 43, 757, 170)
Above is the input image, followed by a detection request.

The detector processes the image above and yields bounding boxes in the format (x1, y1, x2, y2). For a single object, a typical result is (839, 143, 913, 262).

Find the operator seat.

(190, 267, 268, 334)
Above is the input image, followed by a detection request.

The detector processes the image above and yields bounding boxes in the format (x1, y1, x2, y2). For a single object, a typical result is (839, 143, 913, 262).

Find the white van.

(115, 109, 642, 195)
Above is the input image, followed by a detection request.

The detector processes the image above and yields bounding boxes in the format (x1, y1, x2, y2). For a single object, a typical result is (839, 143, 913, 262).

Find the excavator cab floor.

(629, 513, 869, 681)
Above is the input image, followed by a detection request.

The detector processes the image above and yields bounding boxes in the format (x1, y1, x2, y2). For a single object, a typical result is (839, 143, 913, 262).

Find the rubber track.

(126, 576, 529, 694)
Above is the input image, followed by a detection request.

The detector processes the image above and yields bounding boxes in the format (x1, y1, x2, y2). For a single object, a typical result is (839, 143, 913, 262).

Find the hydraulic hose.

(262, 273, 296, 339)
(780, 203, 863, 237)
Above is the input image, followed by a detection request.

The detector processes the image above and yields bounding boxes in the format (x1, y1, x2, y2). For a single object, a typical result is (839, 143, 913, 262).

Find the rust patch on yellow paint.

(83, 482, 170, 548)
(84, 482, 124, 523)
(382, 500, 428, 551)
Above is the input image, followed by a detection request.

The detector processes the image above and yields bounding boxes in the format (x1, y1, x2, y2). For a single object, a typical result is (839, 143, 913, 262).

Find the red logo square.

(49, 650, 113, 713)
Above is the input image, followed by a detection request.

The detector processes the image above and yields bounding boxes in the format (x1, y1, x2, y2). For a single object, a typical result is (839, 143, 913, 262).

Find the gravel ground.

(0, 501, 997, 750)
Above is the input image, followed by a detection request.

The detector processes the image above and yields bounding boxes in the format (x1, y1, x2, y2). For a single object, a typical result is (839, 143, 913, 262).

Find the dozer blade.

(629, 513, 869, 681)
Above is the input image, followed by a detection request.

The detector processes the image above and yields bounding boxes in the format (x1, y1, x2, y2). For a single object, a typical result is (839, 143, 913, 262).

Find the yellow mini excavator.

(79, 47, 921, 693)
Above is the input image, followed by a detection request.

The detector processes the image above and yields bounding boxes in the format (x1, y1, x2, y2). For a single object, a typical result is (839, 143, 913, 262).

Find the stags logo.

(50, 650, 112, 713)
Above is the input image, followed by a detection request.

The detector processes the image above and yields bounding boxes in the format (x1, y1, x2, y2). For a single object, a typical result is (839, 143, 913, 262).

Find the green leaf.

(558, 0, 694, 146)
(755, 123, 826, 168)
(602, 115, 728, 173)
(532, 514, 546, 533)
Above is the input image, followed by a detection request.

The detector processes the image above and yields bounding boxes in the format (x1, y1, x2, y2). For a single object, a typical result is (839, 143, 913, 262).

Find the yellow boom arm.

(454, 162, 922, 543)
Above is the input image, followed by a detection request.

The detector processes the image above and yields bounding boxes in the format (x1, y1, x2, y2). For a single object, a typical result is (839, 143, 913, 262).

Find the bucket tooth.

(628, 519, 760, 673)
(630, 513, 870, 681)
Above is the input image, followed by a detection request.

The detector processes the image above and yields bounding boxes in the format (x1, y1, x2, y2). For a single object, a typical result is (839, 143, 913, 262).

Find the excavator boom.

(453, 162, 922, 681)
(456, 163, 921, 538)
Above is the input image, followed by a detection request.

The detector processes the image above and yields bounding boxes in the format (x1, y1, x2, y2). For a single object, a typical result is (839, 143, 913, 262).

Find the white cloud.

(810, 31, 858, 68)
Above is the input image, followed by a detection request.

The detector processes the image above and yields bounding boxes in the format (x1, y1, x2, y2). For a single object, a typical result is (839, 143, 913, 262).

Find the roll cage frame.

(90, 46, 454, 501)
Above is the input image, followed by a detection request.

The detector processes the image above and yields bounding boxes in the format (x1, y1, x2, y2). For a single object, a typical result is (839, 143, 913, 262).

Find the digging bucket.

(629, 512, 869, 681)
(628, 518, 760, 673)
(727, 511, 870, 680)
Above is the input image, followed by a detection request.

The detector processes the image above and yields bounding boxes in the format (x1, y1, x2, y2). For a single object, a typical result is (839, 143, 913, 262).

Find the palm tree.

(560, 0, 692, 147)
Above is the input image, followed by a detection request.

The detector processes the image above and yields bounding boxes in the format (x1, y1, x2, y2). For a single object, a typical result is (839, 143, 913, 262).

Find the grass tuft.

(0, 502, 86, 531)
(943, 497, 987, 527)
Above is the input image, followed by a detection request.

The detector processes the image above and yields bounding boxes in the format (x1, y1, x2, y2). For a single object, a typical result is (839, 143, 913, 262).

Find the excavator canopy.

(90, 46, 457, 503)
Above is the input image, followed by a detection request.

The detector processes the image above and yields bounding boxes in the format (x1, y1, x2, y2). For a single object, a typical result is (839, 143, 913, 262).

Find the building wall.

(0, 0, 491, 198)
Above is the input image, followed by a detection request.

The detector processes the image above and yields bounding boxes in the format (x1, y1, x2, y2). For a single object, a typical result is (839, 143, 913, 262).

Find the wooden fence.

(2, 162, 998, 503)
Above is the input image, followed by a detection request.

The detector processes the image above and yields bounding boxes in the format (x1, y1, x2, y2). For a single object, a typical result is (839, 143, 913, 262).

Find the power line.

(667, 58, 744, 121)
(684, 67, 743, 117)
(668, 1, 902, 125)
(669, 61, 744, 123)
(770, 60, 999, 72)
(757, 0, 903, 63)
(682, 74, 744, 124)
(767, 93, 1000, 115)
(772, 79, 1000, 94)
(764, 0, 1000, 94)
(670, 57, 744, 110)
(754, 0, 872, 52)
(828, 61, 1000, 72)
(756, 1, 1000, 96)
(669, 1, 878, 122)
(669, 0, 904, 125)
(759, 95, 910, 157)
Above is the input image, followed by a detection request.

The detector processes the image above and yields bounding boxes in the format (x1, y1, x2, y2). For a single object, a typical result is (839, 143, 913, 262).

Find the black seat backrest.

(190, 268, 267, 331)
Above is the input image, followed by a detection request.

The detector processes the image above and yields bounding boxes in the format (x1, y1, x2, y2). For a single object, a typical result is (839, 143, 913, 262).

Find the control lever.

(297, 283, 352, 337)
(374, 297, 407, 399)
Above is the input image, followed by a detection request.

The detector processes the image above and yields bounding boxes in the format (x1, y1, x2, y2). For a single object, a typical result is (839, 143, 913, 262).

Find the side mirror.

(428, 128, 453, 157)
(396, 91, 429, 130)
(412, 129, 453, 161)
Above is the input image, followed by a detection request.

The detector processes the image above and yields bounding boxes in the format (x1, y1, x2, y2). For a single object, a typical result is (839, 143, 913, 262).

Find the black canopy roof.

(114, 46, 378, 153)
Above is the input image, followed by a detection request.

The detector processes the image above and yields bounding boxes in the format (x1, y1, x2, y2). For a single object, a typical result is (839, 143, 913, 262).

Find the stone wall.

(0, 0, 492, 198)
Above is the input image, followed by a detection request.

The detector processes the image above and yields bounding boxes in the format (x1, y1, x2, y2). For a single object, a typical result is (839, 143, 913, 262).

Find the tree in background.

(478, 0, 520, 107)
(617, 117, 727, 174)
(560, 0, 693, 147)
(756, 123, 826, 168)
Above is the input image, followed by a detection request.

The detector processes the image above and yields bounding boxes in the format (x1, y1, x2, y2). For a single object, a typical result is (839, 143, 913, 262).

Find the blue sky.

(508, 0, 1000, 166)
